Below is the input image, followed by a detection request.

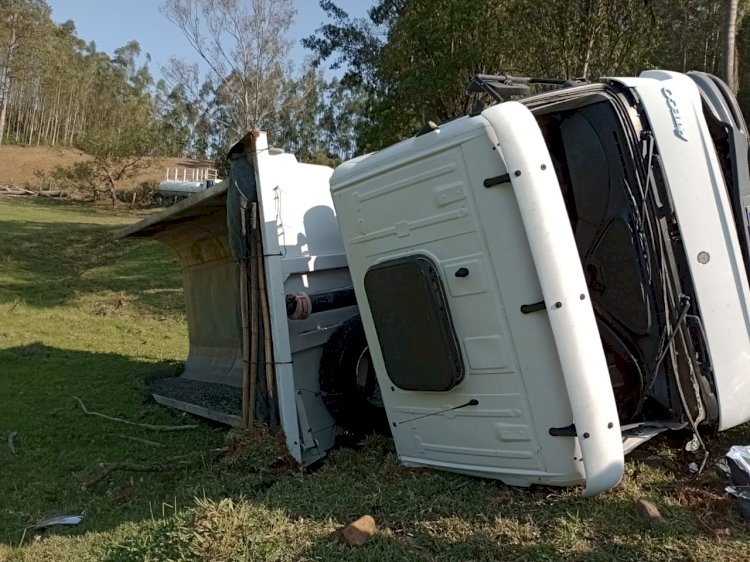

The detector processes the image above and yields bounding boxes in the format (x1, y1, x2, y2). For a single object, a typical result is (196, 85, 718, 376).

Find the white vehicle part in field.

(482, 102, 624, 495)
(249, 133, 355, 464)
(119, 132, 356, 465)
(613, 71, 750, 430)
(157, 180, 216, 197)
(331, 105, 621, 494)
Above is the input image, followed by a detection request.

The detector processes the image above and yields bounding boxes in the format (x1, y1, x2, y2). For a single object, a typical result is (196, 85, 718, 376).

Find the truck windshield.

(532, 91, 704, 426)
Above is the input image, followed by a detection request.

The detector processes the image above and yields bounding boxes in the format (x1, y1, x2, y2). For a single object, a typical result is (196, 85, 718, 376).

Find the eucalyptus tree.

(0, 0, 50, 145)
(161, 0, 297, 136)
(269, 67, 328, 162)
(319, 77, 368, 162)
(724, 0, 739, 91)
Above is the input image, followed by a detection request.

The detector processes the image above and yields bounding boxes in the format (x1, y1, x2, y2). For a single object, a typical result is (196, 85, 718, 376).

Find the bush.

(114, 179, 161, 208)
(46, 161, 103, 200)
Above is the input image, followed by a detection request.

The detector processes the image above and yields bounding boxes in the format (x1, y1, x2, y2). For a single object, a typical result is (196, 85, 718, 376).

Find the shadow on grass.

(3, 337, 748, 559)
(0, 343, 225, 547)
(99, 432, 750, 562)
(252, 439, 748, 561)
(0, 218, 184, 316)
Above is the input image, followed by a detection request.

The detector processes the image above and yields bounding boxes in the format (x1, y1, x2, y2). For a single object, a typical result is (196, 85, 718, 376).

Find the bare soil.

(0, 145, 213, 188)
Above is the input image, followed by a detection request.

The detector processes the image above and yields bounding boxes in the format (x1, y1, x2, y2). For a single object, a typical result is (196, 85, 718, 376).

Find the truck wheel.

(319, 315, 388, 434)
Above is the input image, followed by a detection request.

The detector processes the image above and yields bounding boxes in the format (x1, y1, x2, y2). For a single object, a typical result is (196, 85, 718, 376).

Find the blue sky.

(46, 1, 373, 79)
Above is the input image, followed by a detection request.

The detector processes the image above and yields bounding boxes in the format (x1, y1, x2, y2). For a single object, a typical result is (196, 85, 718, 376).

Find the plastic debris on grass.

(19, 513, 86, 546)
(31, 514, 85, 530)
(722, 445, 750, 519)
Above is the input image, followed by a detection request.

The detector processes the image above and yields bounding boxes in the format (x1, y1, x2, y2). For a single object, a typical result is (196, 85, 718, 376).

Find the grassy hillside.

(0, 146, 212, 188)
(0, 198, 749, 561)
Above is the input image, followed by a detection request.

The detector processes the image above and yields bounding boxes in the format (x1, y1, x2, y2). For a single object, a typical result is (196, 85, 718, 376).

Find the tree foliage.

(75, 119, 162, 207)
(160, 0, 367, 166)
(263, 68, 366, 166)
(305, 0, 750, 151)
(7, 0, 750, 179)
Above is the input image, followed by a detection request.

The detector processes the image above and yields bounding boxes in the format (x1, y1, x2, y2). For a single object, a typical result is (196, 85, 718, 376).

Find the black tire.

(319, 315, 388, 434)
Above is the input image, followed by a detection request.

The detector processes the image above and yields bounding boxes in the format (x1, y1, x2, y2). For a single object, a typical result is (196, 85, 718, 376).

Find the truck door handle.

(520, 300, 546, 314)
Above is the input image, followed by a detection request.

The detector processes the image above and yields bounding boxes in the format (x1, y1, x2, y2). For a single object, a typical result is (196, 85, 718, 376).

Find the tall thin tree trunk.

(724, 0, 739, 92)
(103, 168, 118, 207)
(0, 23, 16, 147)
(580, 0, 604, 79)
(0, 92, 8, 147)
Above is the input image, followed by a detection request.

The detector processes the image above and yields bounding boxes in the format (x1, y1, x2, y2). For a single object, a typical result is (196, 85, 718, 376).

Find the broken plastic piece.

(685, 435, 701, 452)
(31, 514, 85, 530)
(726, 445, 750, 486)
(724, 445, 750, 519)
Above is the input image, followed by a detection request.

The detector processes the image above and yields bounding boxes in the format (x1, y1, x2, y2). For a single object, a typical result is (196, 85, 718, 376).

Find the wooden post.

(249, 203, 259, 426)
(239, 196, 251, 428)
(255, 226, 278, 429)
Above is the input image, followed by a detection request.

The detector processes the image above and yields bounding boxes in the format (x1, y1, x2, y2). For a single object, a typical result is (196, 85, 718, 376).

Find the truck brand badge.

(661, 87, 688, 141)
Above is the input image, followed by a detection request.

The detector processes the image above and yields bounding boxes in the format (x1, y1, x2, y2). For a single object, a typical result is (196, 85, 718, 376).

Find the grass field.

(1, 198, 749, 561)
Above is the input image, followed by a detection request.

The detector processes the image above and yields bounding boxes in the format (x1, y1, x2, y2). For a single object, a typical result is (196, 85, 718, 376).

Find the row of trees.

(2, 0, 749, 178)
(304, 0, 750, 151)
(0, 0, 362, 167)
(0, 1, 159, 149)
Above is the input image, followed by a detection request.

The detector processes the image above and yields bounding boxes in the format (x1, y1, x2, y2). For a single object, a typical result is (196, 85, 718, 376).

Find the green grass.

(1, 198, 749, 561)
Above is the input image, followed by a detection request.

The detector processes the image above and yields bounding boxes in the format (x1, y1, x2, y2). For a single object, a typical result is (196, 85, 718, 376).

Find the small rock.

(713, 527, 730, 538)
(635, 497, 665, 527)
(331, 515, 376, 546)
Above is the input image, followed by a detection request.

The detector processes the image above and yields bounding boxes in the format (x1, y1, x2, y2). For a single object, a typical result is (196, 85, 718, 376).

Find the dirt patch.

(0, 146, 87, 184)
(0, 145, 213, 188)
(670, 481, 737, 533)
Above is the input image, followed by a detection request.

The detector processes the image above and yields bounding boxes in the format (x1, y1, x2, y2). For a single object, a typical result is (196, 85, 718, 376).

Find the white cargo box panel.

(119, 132, 358, 466)
(330, 104, 623, 495)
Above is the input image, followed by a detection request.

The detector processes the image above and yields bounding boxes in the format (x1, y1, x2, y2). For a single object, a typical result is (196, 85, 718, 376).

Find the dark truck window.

(364, 255, 464, 391)
(536, 98, 659, 421)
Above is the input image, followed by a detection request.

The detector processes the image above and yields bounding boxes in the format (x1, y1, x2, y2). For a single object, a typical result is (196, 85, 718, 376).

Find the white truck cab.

(330, 71, 750, 495)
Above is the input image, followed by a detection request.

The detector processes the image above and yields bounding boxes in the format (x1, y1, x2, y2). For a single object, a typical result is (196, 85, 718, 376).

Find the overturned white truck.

(121, 70, 750, 495)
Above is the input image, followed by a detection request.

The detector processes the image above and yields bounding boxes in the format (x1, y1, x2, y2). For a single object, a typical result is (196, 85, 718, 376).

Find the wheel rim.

(355, 347, 384, 408)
